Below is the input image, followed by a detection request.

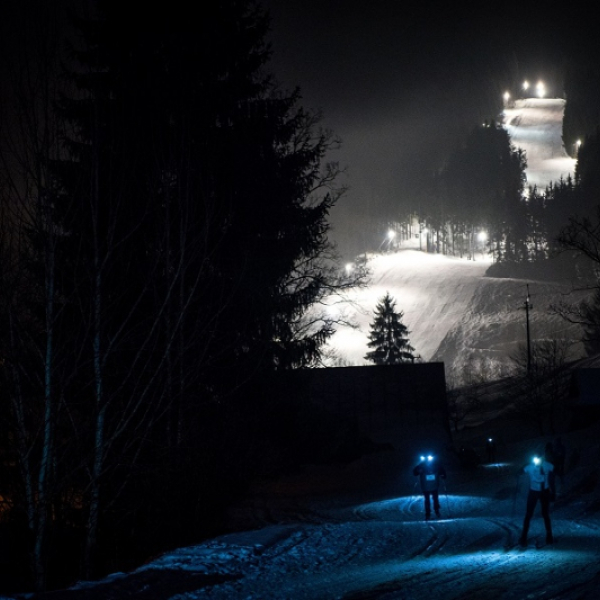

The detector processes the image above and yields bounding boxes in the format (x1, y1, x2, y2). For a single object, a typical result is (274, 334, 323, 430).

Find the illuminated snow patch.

(355, 494, 490, 521)
(311, 548, 597, 599)
(480, 462, 512, 472)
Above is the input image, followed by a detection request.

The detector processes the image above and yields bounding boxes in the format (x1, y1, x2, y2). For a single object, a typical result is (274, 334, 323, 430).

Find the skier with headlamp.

(519, 446, 555, 546)
(413, 454, 446, 521)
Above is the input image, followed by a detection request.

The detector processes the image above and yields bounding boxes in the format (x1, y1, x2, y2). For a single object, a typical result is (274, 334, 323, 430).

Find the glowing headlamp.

(533, 456, 541, 465)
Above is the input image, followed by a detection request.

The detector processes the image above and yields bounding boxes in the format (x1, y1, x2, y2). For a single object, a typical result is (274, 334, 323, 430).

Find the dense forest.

(0, 0, 366, 592)
(385, 113, 600, 267)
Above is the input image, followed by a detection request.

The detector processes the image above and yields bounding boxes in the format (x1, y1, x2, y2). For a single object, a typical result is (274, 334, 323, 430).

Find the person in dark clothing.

(413, 454, 447, 520)
(519, 447, 555, 546)
(486, 437, 497, 463)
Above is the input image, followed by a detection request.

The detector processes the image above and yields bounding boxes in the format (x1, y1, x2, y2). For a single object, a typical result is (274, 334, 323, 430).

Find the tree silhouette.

(0, 0, 367, 589)
(365, 292, 415, 364)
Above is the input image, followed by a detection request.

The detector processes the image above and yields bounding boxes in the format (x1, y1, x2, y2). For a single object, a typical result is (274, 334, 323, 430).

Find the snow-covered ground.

(324, 98, 583, 377)
(27, 417, 600, 599)
(14, 99, 598, 600)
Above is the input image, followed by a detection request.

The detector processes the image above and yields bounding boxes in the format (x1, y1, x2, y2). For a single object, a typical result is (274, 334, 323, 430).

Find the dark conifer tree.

(439, 121, 527, 261)
(524, 185, 548, 260)
(575, 128, 600, 202)
(26, 0, 362, 583)
(365, 292, 415, 365)
(57, 0, 353, 379)
(563, 63, 600, 156)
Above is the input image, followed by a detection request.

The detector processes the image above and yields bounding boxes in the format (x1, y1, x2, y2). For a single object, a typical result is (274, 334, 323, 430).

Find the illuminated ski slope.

(504, 98, 576, 189)
(325, 98, 582, 374)
(327, 251, 490, 367)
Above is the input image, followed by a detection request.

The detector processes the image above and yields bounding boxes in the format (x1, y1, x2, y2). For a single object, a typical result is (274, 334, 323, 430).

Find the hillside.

(325, 249, 590, 380)
(325, 98, 585, 378)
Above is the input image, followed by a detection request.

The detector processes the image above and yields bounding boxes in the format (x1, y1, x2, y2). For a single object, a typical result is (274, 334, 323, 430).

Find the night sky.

(1, 0, 596, 260)
(262, 1, 597, 258)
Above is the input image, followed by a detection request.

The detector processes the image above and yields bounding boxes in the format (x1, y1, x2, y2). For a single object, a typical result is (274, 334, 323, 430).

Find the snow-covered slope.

(504, 98, 576, 189)
(327, 251, 489, 366)
(327, 250, 587, 378)
(325, 98, 583, 377)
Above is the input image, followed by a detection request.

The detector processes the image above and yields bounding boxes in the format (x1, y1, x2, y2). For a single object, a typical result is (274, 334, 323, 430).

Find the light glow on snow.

(536, 80, 546, 98)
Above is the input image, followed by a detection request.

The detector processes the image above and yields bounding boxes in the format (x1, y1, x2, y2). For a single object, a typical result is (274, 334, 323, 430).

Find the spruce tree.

(365, 292, 415, 365)
(439, 121, 527, 261)
(8, 0, 364, 584)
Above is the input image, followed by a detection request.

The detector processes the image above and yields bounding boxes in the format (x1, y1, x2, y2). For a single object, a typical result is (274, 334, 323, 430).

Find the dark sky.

(262, 1, 596, 258)
(1, 1, 595, 260)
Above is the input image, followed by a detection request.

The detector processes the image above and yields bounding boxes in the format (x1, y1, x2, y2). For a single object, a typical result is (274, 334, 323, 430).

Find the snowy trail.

(56, 425, 599, 600)
(113, 424, 600, 600)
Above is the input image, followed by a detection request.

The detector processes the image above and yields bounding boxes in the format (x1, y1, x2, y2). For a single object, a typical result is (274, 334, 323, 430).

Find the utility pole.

(524, 284, 533, 374)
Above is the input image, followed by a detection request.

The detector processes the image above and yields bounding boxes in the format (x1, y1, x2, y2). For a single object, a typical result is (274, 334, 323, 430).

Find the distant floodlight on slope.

(503, 91, 510, 102)
(477, 230, 487, 242)
(387, 230, 396, 240)
(523, 80, 530, 92)
(536, 81, 545, 98)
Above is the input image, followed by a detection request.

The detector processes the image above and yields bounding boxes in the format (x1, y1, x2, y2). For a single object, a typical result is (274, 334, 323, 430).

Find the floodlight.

(536, 81, 545, 98)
